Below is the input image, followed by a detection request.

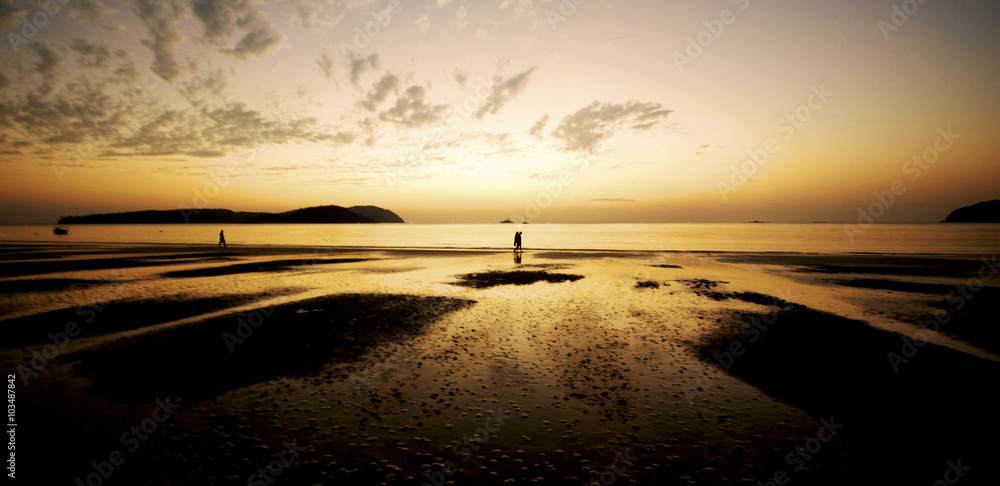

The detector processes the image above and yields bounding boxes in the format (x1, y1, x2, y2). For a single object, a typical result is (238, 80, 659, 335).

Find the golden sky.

(1, 0, 998, 223)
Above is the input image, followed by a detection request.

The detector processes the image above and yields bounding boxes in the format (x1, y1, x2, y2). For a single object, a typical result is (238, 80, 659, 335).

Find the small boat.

(53, 227, 68, 235)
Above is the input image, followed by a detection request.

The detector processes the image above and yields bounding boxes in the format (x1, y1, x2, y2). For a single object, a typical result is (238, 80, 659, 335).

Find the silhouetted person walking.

(219, 230, 226, 248)
(513, 231, 522, 252)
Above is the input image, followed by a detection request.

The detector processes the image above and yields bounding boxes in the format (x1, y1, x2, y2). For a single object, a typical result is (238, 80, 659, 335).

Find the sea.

(2, 223, 999, 255)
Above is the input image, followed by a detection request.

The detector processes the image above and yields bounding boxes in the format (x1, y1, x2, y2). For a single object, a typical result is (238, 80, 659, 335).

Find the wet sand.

(2, 244, 998, 485)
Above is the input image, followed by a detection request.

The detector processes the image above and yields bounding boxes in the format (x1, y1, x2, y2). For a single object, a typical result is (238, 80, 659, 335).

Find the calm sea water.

(1, 223, 998, 254)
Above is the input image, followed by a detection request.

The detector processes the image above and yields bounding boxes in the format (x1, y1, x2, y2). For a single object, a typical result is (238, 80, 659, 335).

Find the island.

(942, 200, 1000, 223)
(58, 205, 405, 224)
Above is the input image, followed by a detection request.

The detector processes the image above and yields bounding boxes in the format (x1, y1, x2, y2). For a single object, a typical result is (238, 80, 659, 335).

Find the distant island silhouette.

(58, 205, 405, 224)
(942, 200, 1000, 223)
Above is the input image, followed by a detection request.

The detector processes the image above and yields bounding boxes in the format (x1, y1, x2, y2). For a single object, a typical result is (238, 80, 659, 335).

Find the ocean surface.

(2, 223, 999, 254)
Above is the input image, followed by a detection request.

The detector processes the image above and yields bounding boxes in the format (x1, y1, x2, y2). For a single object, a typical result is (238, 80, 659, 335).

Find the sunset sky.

(1, 0, 998, 223)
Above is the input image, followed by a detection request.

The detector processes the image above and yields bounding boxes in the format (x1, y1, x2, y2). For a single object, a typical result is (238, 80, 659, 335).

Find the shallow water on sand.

(3, 222, 999, 254)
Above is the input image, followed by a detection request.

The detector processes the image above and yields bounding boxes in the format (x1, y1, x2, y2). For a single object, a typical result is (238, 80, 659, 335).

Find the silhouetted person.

(513, 231, 522, 251)
(219, 230, 226, 248)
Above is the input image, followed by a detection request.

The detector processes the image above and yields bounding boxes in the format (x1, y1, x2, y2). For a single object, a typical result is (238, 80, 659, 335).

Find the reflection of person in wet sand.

(513, 231, 522, 252)
(219, 230, 226, 248)
(514, 251, 522, 264)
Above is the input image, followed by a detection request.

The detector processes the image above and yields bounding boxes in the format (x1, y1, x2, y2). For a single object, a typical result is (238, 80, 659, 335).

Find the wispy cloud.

(0, 0, 25, 28)
(552, 100, 673, 153)
(348, 53, 379, 85)
(316, 52, 335, 80)
(528, 114, 548, 138)
(362, 72, 400, 111)
(378, 85, 448, 128)
(133, 0, 185, 81)
(476, 67, 536, 118)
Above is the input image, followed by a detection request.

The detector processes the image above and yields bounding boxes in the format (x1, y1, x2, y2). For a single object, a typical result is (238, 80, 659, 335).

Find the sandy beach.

(3, 243, 999, 485)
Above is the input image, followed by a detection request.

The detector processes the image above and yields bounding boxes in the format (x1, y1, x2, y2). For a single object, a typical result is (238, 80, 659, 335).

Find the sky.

(0, 0, 998, 224)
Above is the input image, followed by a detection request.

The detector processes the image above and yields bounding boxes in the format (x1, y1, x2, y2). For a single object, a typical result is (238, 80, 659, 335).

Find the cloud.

(30, 41, 64, 78)
(552, 100, 673, 153)
(378, 85, 448, 128)
(362, 73, 400, 111)
(0, 0, 25, 28)
(133, 0, 185, 81)
(331, 131, 357, 145)
(415, 14, 430, 34)
(179, 69, 228, 104)
(455, 4, 469, 29)
(190, 0, 236, 40)
(229, 25, 285, 58)
(528, 114, 548, 138)
(111, 103, 335, 157)
(72, 0, 116, 23)
(190, 0, 285, 59)
(287, 0, 358, 30)
(454, 70, 467, 87)
(348, 53, 379, 85)
(475, 67, 536, 118)
(316, 52, 335, 80)
(70, 39, 112, 68)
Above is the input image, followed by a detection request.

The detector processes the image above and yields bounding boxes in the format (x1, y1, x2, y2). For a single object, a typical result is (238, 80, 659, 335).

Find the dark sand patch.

(518, 263, 574, 270)
(650, 264, 683, 269)
(716, 253, 989, 278)
(453, 270, 584, 288)
(532, 251, 652, 259)
(0, 290, 304, 349)
(160, 257, 371, 278)
(925, 286, 1000, 355)
(74, 294, 475, 401)
(0, 278, 113, 294)
(679, 279, 793, 307)
(0, 253, 235, 277)
(829, 278, 958, 295)
(695, 297, 1000, 484)
(634, 280, 661, 289)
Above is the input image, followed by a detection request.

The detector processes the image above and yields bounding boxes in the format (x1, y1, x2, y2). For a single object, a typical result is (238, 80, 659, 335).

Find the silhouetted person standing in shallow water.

(219, 230, 226, 248)
(513, 231, 522, 252)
